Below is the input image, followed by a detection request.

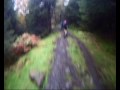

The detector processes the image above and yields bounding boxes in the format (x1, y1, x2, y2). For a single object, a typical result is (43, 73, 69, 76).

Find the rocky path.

(46, 35, 83, 89)
(46, 31, 104, 90)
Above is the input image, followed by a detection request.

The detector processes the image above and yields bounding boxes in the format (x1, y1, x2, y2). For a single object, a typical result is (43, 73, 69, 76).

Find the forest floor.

(4, 32, 59, 89)
(46, 34, 83, 89)
(69, 27, 116, 89)
(4, 27, 116, 90)
(46, 31, 106, 89)
(68, 32, 104, 89)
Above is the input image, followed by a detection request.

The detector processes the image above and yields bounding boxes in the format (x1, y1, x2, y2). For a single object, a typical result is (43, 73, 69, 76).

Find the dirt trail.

(46, 31, 105, 90)
(68, 32, 105, 90)
(46, 36, 83, 89)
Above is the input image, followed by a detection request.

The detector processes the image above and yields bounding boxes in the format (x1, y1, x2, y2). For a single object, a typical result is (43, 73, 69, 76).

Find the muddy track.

(68, 32, 105, 90)
(46, 36, 83, 89)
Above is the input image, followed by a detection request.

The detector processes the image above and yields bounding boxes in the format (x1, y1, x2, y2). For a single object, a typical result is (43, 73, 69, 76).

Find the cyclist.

(61, 19, 68, 38)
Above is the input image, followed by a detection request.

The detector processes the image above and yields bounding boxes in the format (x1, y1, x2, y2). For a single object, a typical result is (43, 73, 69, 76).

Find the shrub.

(12, 33, 40, 56)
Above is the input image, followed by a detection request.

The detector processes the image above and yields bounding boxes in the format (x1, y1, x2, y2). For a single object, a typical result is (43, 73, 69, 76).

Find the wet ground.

(46, 32, 105, 90)
(46, 35, 83, 89)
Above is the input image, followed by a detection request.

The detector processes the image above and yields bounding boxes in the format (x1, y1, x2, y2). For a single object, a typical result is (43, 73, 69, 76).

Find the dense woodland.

(4, 0, 116, 89)
(4, 0, 116, 64)
(4, 0, 116, 71)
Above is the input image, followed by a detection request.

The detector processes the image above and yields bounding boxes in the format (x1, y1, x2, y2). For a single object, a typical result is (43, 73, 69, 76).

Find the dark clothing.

(61, 21, 67, 30)
(60, 21, 68, 38)
(63, 23, 67, 29)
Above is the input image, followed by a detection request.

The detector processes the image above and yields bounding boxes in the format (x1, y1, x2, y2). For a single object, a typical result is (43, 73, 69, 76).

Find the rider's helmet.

(64, 20, 67, 24)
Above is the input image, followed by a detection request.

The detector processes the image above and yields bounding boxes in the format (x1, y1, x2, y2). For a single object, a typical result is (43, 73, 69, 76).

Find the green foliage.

(67, 37, 95, 89)
(85, 0, 116, 31)
(4, 0, 17, 31)
(67, 37, 87, 72)
(4, 32, 59, 89)
(69, 28, 116, 89)
(26, 0, 56, 36)
(64, 0, 81, 26)
(4, 0, 19, 60)
(65, 0, 116, 34)
(4, 30, 17, 60)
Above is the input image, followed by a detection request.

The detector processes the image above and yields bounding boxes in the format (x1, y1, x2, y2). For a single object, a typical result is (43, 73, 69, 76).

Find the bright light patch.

(13, 0, 29, 16)
(39, 2, 44, 8)
(64, 0, 70, 6)
(14, 5, 17, 11)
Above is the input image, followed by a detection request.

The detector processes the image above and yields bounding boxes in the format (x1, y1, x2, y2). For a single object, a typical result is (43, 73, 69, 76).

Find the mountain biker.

(61, 19, 68, 38)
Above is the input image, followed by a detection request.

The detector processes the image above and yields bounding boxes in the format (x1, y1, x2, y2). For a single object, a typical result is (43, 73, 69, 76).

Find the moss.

(4, 32, 59, 90)
(67, 37, 94, 89)
(69, 27, 116, 89)
(67, 37, 87, 74)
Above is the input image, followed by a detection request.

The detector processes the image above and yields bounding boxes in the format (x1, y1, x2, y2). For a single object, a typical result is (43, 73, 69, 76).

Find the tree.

(64, 0, 116, 36)
(25, 0, 56, 37)
(64, 0, 81, 26)
(4, 0, 18, 61)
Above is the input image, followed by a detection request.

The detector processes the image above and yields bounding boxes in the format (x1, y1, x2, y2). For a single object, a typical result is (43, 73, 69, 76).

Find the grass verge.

(4, 32, 59, 90)
(69, 27, 116, 89)
(67, 37, 95, 89)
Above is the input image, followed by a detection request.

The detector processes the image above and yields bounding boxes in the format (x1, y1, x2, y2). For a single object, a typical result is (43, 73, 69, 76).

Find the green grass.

(67, 37, 95, 89)
(69, 27, 116, 89)
(4, 32, 59, 90)
(67, 37, 87, 73)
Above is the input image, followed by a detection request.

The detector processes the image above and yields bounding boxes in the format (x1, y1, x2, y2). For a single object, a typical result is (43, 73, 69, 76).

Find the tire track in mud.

(46, 36, 83, 89)
(68, 32, 105, 90)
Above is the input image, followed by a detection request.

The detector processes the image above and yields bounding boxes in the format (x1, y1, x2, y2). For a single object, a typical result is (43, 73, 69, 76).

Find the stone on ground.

(29, 70, 45, 87)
